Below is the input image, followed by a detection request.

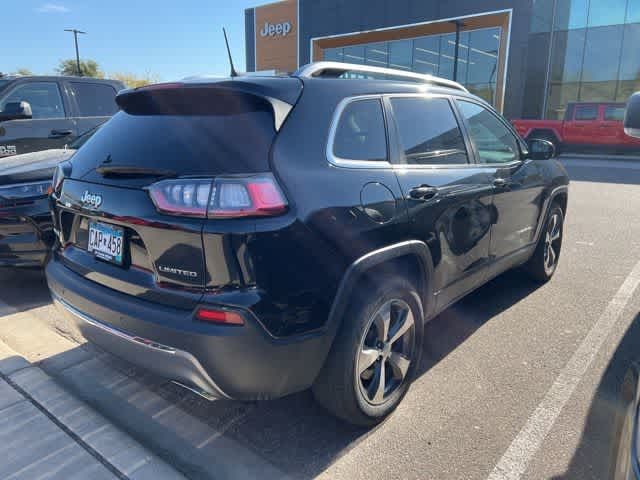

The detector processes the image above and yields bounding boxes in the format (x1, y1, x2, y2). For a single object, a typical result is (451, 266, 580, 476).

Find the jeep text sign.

(260, 21, 292, 37)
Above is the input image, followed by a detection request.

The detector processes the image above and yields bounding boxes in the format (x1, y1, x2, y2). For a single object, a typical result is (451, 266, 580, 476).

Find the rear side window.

(70, 82, 117, 116)
(391, 97, 468, 165)
(0, 82, 65, 119)
(333, 99, 387, 162)
(574, 105, 598, 121)
(604, 105, 625, 121)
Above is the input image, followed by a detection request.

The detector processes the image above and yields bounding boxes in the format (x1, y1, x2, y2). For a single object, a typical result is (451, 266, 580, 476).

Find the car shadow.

(0, 268, 544, 479)
(550, 312, 640, 480)
(0, 267, 51, 313)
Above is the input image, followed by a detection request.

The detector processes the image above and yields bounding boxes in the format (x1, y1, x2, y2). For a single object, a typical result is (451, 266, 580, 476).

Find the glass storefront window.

(319, 27, 502, 107)
(388, 40, 412, 71)
(628, 0, 640, 23)
(588, 0, 627, 27)
(365, 43, 388, 67)
(413, 36, 440, 75)
(550, 29, 586, 83)
(554, 0, 589, 30)
(546, 82, 580, 119)
(581, 25, 624, 81)
(466, 29, 500, 87)
(532, 0, 555, 32)
(343, 45, 365, 64)
(618, 23, 640, 80)
(324, 48, 344, 62)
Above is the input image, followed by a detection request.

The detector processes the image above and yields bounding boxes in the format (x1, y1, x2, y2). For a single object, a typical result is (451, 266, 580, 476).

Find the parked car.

(0, 125, 100, 267)
(0, 75, 123, 158)
(46, 62, 569, 426)
(512, 102, 640, 154)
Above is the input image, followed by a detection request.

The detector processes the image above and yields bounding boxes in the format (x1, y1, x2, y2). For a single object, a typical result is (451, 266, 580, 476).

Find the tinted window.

(391, 97, 467, 165)
(604, 105, 625, 121)
(70, 96, 276, 182)
(70, 82, 117, 117)
(333, 99, 387, 162)
(0, 82, 65, 119)
(457, 100, 519, 164)
(574, 105, 598, 120)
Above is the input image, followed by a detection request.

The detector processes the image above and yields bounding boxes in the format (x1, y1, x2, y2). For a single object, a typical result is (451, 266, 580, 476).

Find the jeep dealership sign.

(260, 21, 292, 37)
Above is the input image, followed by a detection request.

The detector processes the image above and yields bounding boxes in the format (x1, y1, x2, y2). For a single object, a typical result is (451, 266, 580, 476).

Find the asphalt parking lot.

(0, 156, 639, 480)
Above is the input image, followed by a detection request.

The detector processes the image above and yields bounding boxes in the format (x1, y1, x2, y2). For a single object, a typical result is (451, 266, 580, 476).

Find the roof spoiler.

(115, 80, 299, 131)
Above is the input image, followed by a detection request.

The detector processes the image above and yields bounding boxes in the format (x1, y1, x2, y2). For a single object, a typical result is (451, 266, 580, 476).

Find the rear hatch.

(54, 78, 301, 308)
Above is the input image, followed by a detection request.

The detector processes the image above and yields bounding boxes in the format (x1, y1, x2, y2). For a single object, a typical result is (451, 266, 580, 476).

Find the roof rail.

(293, 62, 468, 92)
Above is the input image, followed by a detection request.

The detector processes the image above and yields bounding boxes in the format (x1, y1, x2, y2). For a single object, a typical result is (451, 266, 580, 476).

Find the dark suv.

(46, 62, 569, 426)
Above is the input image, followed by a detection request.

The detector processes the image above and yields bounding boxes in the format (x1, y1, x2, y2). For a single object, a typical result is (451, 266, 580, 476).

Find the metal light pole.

(64, 29, 86, 76)
(451, 21, 464, 83)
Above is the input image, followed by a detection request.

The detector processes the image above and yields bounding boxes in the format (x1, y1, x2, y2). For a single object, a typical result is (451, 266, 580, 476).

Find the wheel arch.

(327, 241, 435, 334)
(533, 185, 569, 244)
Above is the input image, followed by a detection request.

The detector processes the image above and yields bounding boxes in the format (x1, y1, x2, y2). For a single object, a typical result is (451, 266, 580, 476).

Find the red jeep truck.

(512, 102, 640, 154)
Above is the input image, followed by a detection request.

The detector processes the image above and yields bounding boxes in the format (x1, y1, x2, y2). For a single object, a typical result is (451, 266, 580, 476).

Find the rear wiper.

(95, 165, 176, 178)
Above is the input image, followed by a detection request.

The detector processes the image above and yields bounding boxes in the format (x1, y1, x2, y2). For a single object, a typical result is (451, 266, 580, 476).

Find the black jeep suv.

(46, 62, 569, 426)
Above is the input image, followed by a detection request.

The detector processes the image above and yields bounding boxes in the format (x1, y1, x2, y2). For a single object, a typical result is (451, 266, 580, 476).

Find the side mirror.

(624, 92, 640, 138)
(0, 101, 33, 121)
(526, 138, 556, 160)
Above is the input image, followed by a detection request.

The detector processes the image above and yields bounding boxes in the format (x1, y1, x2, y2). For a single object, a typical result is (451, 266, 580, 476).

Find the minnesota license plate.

(88, 221, 124, 265)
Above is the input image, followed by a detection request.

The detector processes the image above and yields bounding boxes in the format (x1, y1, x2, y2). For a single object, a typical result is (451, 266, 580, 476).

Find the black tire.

(524, 204, 564, 282)
(312, 276, 424, 427)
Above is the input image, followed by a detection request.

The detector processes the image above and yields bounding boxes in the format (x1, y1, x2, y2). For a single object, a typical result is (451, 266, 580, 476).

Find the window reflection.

(588, 0, 627, 27)
(320, 27, 501, 106)
(554, 0, 589, 30)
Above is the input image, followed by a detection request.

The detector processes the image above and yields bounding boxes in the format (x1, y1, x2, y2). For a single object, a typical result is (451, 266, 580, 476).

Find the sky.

(3, 0, 269, 81)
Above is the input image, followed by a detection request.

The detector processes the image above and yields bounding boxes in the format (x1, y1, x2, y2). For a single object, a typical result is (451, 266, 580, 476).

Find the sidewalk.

(0, 340, 186, 480)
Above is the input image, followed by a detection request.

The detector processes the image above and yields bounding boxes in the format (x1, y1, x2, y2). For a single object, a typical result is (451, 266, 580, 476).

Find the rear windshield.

(70, 94, 276, 182)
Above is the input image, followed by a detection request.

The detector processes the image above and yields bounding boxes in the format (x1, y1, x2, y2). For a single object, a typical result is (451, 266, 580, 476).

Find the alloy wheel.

(543, 212, 562, 275)
(357, 299, 415, 406)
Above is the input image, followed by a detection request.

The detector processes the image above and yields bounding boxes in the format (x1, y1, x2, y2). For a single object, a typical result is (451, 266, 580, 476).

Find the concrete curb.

(0, 339, 186, 480)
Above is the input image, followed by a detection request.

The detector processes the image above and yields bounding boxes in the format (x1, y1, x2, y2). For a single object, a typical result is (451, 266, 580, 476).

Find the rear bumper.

(46, 256, 333, 400)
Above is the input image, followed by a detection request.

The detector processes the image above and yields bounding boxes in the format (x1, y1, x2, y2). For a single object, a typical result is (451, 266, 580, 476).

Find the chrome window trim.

(326, 95, 393, 170)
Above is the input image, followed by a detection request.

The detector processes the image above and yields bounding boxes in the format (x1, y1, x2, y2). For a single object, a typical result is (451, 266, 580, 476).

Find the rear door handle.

(409, 185, 439, 200)
(49, 129, 73, 138)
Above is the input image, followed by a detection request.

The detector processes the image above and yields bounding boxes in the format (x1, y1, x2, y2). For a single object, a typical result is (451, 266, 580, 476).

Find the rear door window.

(70, 82, 118, 117)
(332, 99, 387, 162)
(0, 82, 65, 119)
(574, 105, 598, 121)
(390, 97, 468, 165)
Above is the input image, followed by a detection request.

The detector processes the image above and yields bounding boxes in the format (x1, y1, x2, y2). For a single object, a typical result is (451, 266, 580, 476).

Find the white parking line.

(488, 258, 640, 480)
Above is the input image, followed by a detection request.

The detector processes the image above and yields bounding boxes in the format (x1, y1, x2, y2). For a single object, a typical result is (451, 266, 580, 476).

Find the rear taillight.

(147, 174, 288, 219)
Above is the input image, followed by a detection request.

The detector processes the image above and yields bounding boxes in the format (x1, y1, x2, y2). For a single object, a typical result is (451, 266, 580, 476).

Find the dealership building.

(245, 0, 640, 120)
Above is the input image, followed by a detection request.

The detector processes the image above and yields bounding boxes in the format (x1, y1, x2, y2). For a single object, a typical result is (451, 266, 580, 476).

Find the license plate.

(88, 222, 125, 265)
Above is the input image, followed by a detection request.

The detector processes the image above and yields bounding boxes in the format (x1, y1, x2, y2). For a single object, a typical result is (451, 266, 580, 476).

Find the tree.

(109, 71, 160, 88)
(56, 59, 103, 78)
(13, 68, 33, 76)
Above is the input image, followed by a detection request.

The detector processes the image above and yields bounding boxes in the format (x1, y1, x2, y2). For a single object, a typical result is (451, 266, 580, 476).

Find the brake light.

(147, 174, 287, 219)
(195, 307, 244, 326)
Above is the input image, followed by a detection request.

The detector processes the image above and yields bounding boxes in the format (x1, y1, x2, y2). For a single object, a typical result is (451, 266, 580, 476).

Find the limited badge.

(0, 145, 17, 157)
